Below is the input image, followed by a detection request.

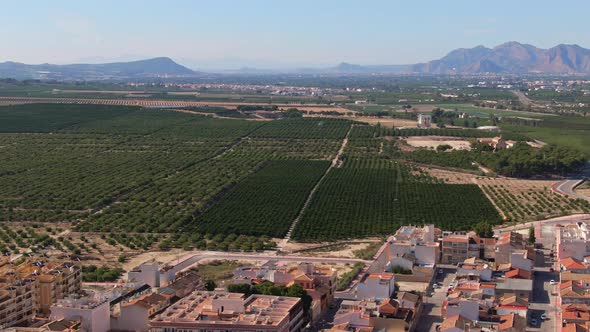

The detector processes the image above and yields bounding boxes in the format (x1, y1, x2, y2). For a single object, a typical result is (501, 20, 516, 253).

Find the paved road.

(529, 268, 559, 332)
(552, 161, 590, 202)
(415, 267, 456, 332)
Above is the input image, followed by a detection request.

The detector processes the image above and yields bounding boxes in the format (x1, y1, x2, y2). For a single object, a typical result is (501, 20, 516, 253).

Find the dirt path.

(278, 125, 353, 250)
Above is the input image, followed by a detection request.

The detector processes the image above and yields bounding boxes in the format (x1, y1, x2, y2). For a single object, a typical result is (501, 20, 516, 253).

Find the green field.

(501, 116, 590, 154)
(195, 160, 329, 237)
(1, 102, 582, 246)
(291, 159, 500, 241)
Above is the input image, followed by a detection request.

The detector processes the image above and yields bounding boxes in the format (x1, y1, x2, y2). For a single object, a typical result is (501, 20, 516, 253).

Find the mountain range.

(1, 42, 590, 79)
(411, 42, 590, 74)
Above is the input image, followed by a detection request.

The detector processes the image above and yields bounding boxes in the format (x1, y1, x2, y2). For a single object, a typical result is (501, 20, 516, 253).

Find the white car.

(541, 313, 548, 320)
(550, 280, 557, 285)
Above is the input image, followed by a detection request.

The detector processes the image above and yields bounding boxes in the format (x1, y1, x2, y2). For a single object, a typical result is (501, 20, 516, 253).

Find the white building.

(417, 114, 432, 128)
(127, 262, 175, 287)
(556, 220, 590, 261)
(50, 296, 110, 332)
(387, 224, 440, 266)
(356, 273, 395, 300)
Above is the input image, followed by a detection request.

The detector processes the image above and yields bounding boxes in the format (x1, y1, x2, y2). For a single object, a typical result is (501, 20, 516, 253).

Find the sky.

(1, 0, 589, 70)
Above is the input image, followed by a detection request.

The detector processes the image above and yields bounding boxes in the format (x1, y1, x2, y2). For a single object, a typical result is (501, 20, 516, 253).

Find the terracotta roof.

(498, 313, 515, 330)
(562, 304, 590, 322)
(378, 299, 399, 315)
(562, 257, 589, 270)
(505, 268, 532, 279)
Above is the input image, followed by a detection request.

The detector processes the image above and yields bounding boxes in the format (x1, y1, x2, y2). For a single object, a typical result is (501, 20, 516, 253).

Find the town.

(1, 214, 589, 332)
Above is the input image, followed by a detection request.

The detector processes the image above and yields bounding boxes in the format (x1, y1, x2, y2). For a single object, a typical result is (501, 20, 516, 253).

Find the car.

(550, 280, 556, 285)
(530, 319, 538, 326)
(433, 284, 441, 289)
(438, 269, 443, 274)
(549, 267, 554, 272)
(541, 313, 548, 320)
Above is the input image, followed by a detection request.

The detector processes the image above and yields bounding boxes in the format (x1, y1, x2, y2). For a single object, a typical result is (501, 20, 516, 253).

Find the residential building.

(562, 304, 590, 325)
(441, 232, 480, 264)
(561, 257, 590, 273)
(457, 258, 493, 281)
(556, 220, 590, 261)
(356, 273, 395, 300)
(560, 280, 590, 305)
(111, 293, 171, 332)
(386, 224, 440, 266)
(495, 279, 533, 302)
(127, 262, 176, 288)
(495, 232, 527, 265)
(148, 291, 305, 332)
(50, 296, 110, 332)
(330, 294, 420, 332)
(232, 262, 337, 322)
(0, 257, 81, 328)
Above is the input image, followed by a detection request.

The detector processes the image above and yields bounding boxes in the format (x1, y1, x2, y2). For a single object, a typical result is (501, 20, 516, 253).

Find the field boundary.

(278, 124, 353, 249)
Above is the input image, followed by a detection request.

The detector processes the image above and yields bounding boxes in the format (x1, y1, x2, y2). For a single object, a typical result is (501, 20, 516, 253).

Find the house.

(561, 257, 590, 273)
(496, 293, 528, 318)
(477, 137, 507, 151)
(495, 279, 533, 302)
(356, 273, 395, 300)
(562, 304, 590, 324)
(457, 258, 493, 281)
(561, 280, 590, 305)
(440, 315, 474, 332)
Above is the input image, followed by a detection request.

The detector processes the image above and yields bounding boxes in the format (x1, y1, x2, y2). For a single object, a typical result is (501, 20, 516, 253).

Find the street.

(415, 267, 456, 332)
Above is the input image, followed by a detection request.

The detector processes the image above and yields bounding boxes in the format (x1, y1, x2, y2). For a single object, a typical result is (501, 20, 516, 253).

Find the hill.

(0, 57, 197, 80)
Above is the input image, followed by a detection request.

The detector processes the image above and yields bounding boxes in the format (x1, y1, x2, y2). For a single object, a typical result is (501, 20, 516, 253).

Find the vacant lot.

(405, 136, 472, 150)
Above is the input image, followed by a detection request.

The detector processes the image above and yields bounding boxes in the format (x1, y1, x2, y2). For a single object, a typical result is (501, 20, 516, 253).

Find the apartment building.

(0, 257, 81, 328)
(50, 296, 110, 332)
(149, 291, 305, 332)
(233, 262, 337, 322)
(495, 232, 527, 265)
(441, 232, 480, 264)
(387, 224, 440, 266)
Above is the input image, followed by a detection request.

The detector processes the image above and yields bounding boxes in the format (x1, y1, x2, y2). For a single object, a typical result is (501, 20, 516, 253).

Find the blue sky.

(1, 0, 589, 69)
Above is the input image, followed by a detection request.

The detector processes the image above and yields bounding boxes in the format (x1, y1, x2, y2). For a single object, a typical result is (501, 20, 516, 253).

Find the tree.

(474, 222, 494, 238)
(205, 280, 217, 291)
(436, 144, 453, 152)
(227, 283, 252, 295)
(528, 226, 536, 244)
(117, 254, 126, 263)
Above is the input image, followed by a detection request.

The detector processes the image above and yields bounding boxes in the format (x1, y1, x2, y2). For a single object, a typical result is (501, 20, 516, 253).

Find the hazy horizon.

(2, 0, 589, 70)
